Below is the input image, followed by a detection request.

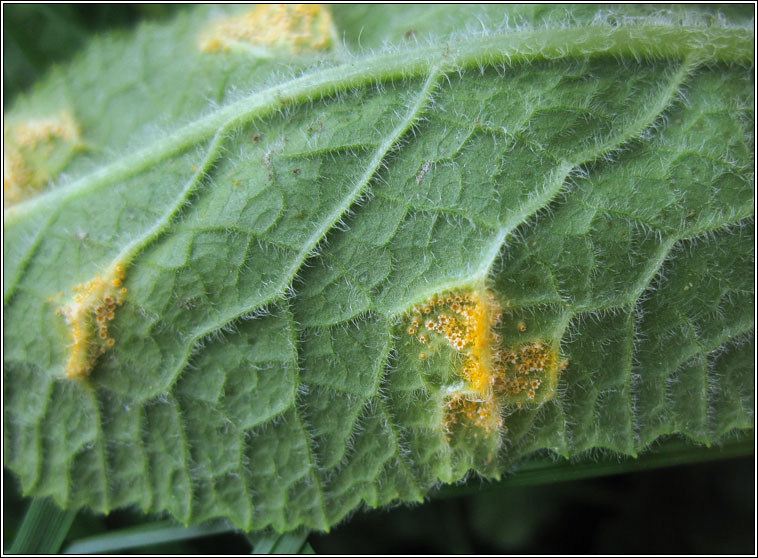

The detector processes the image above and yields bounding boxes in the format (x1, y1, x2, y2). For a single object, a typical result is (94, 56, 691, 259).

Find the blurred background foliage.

(2, 4, 754, 554)
(3, 4, 187, 107)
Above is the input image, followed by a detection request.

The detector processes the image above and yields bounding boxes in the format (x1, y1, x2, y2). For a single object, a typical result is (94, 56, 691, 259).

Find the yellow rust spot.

(404, 287, 566, 436)
(199, 4, 335, 54)
(444, 392, 503, 434)
(408, 288, 503, 394)
(494, 341, 562, 401)
(59, 262, 128, 379)
(3, 111, 83, 206)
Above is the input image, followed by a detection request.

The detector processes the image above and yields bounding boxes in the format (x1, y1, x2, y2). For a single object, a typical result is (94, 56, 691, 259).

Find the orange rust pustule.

(408, 289, 502, 395)
(405, 288, 504, 434)
(494, 341, 562, 399)
(443, 392, 502, 434)
(59, 263, 127, 379)
(403, 287, 567, 434)
(3, 111, 83, 205)
(199, 4, 334, 54)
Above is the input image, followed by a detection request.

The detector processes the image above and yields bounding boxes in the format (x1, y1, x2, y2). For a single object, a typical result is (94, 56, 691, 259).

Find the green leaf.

(3, 4, 753, 534)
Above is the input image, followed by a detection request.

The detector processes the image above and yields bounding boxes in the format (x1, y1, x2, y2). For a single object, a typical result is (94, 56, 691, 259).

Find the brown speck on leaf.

(307, 121, 324, 134)
(405, 29, 416, 39)
(293, 168, 301, 175)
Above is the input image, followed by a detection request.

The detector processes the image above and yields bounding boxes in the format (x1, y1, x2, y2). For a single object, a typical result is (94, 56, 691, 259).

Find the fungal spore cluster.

(58, 263, 128, 379)
(404, 287, 566, 435)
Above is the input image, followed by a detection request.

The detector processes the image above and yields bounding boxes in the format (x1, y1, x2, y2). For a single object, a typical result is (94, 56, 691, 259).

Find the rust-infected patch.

(3, 111, 83, 205)
(199, 4, 335, 55)
(404, 287, 566, 436)
(59, 263, 128, 379)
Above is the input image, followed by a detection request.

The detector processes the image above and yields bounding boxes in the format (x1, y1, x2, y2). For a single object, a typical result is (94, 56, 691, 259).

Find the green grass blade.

(248, 528, 311, 554)
(247, 533, 276, 554)
(62, 519, 232, 554)
(9, 498, 76, 554)
(271, 530, 311, 554)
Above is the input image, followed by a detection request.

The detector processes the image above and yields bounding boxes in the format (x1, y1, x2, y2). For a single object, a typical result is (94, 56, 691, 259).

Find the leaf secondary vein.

(470, 55, 702, 288)
(141, 69, 443, 406)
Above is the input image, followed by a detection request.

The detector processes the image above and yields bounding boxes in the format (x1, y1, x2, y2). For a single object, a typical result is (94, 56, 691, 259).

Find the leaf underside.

(3, 5, 754, 533)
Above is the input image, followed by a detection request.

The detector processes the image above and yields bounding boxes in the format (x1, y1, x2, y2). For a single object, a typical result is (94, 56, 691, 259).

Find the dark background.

(4, 456, 754, 554)
(3, 4, 755, 554)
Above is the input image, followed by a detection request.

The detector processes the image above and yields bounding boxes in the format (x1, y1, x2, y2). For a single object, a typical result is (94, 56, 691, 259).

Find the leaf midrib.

(4, 22, 752, 223)
(3, 22, 751, 309)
